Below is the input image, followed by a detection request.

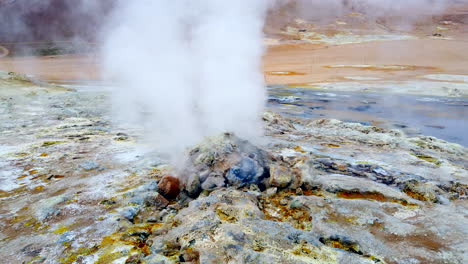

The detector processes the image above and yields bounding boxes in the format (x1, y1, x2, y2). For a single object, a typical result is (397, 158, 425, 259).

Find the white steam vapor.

(98, 0, 464, 156)
(103, 0, 271, 155)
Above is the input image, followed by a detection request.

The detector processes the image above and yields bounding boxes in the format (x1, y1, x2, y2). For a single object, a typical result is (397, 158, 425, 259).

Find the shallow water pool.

(267, 86, 468, 146)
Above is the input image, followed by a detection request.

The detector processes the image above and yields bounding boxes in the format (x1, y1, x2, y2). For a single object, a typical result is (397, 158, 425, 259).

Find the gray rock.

(79, 161, 100, 171)
(201, 173, 225, 191)
(289, 199, 304, 209)
(183, 133, 271, 195)
(122, 206, 140, 223)
(185, 173, 201, 197)
(226, 156, 265, 187)
(265, 187, 278, 197)
(57, 232, 76, 244)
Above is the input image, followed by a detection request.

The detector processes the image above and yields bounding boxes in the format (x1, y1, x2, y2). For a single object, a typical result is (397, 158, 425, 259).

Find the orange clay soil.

(263, 39, 468, 85)
(0, 2, 467, 85)
(0, 38, 467, 85)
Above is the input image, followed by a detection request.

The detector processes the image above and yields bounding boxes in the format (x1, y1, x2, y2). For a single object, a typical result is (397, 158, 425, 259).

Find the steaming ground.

(0, 2, 468, 263)
(0, 72, 467, 264)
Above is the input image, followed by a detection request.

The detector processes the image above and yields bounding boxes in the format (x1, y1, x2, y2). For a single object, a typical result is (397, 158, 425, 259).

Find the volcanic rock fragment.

(182, 133, 271, 197)
(158, 175, 181, 199)
(269, 164, 293, 188)
(225, 155, 266, 187)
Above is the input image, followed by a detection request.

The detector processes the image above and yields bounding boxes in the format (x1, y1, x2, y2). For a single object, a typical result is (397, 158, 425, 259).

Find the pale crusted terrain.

(0, 74, 466, 264)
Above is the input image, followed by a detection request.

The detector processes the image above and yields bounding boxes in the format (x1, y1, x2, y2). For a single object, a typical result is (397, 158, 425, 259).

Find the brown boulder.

(158, 175, 181, 199)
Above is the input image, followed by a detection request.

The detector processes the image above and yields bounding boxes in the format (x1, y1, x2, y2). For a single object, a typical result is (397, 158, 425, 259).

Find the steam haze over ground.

(101, 0, 465, 156)
(102, 0, 270, 156)
(1, 1, 468, 263)
(1, 0, 467, 155)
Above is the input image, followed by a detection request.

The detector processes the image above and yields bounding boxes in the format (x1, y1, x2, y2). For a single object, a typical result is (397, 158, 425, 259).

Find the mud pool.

(268, 86, 468, 146)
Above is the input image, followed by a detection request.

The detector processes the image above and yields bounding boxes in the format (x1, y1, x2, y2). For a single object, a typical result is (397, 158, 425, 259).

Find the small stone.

(266, 187, 278, 197)
(21, 244, 42, 257)
(158, 175, 181, 199)
(79, 161, 99, 171)
(373, 167, 390, 177)
(249, 184, 261, 192)
(280, 198, 289, 206)
(201, 174, 225, 191)
(185, 173, 201, 197)
(269, 164, 293, 188)
(114, 132, 129, 141)
(295, 188, 304, 195)
(57, 232, 76, 243)
(122, 207, 140, 223)
(167, 203, 182, 210)
(289, 199, 303, 209)
(316, 201, 325, 207)
(144, 193, 169, 209)
(125, 255, 142, 264)
(181, 249, 200, 263)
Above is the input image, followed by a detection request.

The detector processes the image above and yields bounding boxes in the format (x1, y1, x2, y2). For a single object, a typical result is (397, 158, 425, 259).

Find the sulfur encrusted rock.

(182, 133, 271, 197)
(269, 164, 294, 188)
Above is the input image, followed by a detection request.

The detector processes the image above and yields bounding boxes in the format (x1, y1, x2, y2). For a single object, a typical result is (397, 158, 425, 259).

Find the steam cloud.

(103, 0, 271, 155)
(101, 0, 466, 156)
(1, 0, 465, 155)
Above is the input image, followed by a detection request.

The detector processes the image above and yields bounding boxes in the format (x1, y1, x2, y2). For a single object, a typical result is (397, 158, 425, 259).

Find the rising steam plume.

(1, 0, 463, 155)
(101, 0, 465, 156)
(103, 0, 272, 155)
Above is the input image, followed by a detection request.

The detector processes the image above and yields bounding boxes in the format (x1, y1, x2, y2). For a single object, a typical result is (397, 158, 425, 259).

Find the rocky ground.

(0, 73, 467, 264)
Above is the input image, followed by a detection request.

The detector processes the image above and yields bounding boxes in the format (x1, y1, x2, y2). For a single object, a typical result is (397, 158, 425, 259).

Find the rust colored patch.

(288, 83, 318, 89)
(260, 190, 313, 230)
(293, 146, 306, 153)
(325, 211, 359, 225)
(323, 65, 440, 72)
(49, 175, 65, 179)
(80, 223, 165, 264)
(403, 188, 430, 202)
(181, 247, 201, 264)
(216, 207, 238, 223)
(266, 71, 306, 76)
(31, 174, 48, 180)
(319, 236, 384, 262)
(302, 189, 324, 197)
(336, 191, 410, 206)
(33, 186, 44, 192)
(370, 226, 447, 253)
